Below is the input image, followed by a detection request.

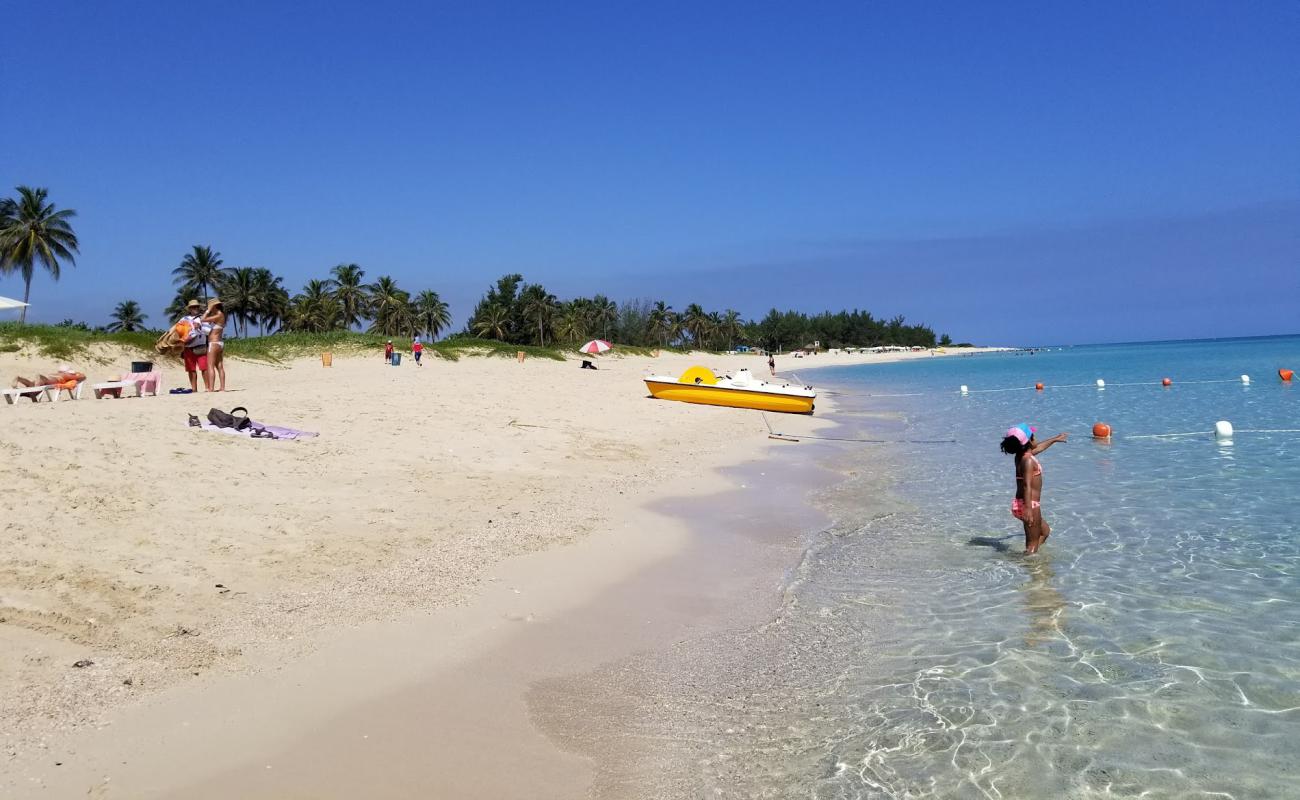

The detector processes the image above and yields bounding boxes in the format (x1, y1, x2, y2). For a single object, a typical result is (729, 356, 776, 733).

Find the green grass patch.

(0, 322, 156, 361)
(0, 324, 666, 365)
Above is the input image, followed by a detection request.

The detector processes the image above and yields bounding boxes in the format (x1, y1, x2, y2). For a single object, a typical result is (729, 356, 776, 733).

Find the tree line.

(463, 273, 942, 350)
(163, 246, 451, 340)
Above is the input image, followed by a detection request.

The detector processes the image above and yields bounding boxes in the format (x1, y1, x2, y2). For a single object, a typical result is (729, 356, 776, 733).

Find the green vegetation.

(0, 323, 567, 364)
(165, 256, 450, 341)
(0, 186, 80, 324)
(464, 274, 940, 351)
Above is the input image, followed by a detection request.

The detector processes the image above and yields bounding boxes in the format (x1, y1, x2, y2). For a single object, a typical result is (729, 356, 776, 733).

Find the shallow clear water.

(780, 336, 1300, 798)
(537, 337, 1300, 799)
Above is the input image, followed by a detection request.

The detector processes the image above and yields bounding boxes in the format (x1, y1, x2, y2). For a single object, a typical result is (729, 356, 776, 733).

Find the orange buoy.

(1281, 369, 1294, 382)
(1162, 377, 1172, 387)
(1092, 422, 1112, 439)
(1035, 382, 1044, 391)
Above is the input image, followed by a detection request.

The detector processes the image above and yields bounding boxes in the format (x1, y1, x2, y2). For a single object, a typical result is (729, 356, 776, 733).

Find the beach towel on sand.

(186, 418, 318, 440)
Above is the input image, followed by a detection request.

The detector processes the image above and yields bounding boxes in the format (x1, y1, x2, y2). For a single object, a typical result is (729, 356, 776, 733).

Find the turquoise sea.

(540, 336, 1299, 798)
(769, 336, 1300, 798)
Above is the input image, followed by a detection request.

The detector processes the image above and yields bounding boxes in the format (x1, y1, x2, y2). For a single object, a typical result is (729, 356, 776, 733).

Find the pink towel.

(125, 371, 162, 394)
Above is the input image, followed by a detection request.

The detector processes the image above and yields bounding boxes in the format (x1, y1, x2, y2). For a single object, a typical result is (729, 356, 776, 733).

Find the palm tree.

(519, 284, 557, 347)
(553, 303, 588, 345)
(648, 301, 676, 348)
(251, 268, 289, 334)
(106, 300, 147, 332)
(367, 275, 413, 337)
(0, 186, 80, 324)
(682, 303, 709, 349)
(472, 304, 510, 340)
(219, 267, 258, 337)
(591, 294, 618, 341)
(286, 279, 340, 333)
(720, 309, 744, 351)
(171, 246, 224, 305)
(413, 289, 451, 341)
(328, 263, 367, 330)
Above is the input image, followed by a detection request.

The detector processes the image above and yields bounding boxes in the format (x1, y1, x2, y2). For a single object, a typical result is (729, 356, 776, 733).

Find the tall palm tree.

(413, 289, 451, 341)
(682, 303, 709, 349)
(219, 266, 258, 337)
(251, 268, 289, 334)
(720, 309, 744, 351)
(171, 246, 224, 305)
(519, 284, 557, 347)
(328, 263, 367, 330)
(591, 294, 618, 341)
(648, 301, 676, 348)
(472, 304, 510, 340)
(367, 275, 413, 337)
(0, 186, 80, 324)
(106, 300, 147, 332)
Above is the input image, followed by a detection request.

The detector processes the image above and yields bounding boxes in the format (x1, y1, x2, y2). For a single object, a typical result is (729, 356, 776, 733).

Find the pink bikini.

(1011, 454, 1042, 520)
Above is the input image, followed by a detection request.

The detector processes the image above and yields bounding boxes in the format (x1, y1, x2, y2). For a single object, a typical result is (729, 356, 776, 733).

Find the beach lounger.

(50, 382, 84, 401)
(2, 385, 54, 404)
(92, 380, 141, 399)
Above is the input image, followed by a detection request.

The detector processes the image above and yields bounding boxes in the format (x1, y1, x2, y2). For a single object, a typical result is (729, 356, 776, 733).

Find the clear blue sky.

(3, 1, 1296, 344)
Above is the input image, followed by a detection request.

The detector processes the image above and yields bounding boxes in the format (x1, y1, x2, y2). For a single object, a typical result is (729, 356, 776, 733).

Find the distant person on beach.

(384, 340, 394, 363)
(202, 299, 227, 392)
(768, 353, 776, 376)
(180, 299, 212, 392)
(412, 337, 423, 366)
(1001, 423, 1068, 554)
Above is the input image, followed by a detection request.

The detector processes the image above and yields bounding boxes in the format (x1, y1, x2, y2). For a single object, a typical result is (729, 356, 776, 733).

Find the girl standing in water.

(1001, 423, 1068, 554)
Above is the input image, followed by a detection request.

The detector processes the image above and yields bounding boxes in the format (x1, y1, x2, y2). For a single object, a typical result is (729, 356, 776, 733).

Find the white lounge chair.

(92, 380, 143, 399)
(50, 382, 84, 401)
(2, 385, 54, 404)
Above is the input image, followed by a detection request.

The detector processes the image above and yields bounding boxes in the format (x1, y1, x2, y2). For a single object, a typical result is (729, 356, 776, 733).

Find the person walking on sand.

(1001, 423, 1068, 554)
(412, 336, 423, 366)
(180, 299, 212, 393)
(202, 298, 227, 392)
(384, 340, 394, 364)
(768, 353, 776, 376)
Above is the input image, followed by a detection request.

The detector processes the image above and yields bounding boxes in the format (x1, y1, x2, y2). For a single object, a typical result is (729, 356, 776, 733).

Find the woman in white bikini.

(1001, 423, 1068, 554)
(203, 299, 228, 392)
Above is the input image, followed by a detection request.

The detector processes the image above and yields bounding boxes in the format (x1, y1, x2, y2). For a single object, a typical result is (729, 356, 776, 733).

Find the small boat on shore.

(644, 366, 815, 414)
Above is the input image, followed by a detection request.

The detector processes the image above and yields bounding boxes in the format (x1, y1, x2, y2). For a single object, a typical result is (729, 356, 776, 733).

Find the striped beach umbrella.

(579, 339, 612, 355)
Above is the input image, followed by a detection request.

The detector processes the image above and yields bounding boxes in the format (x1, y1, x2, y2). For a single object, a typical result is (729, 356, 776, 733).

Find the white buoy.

(1241, 374, 1251, 385)
(1096, 379, 1105, 389)
(960, 385, 969, 395)
(1214, 420, 1233, 440)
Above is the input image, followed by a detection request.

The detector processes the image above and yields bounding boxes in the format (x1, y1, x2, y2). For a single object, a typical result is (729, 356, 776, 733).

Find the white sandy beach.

(0, 344, 995, 797)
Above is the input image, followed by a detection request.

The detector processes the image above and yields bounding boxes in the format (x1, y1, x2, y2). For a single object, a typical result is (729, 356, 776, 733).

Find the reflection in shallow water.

(1019, 555, 1065, 649)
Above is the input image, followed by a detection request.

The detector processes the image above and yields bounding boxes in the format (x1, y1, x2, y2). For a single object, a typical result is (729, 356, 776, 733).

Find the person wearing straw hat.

(179, 299, 212, 392)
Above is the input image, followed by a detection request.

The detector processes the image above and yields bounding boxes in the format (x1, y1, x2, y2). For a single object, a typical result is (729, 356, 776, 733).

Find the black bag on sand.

(207, 406, 251, 431)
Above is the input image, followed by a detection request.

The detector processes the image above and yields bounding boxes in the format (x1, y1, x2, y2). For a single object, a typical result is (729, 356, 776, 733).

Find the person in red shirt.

(384, 340, 394, 364)
(412, 337, 424, 366)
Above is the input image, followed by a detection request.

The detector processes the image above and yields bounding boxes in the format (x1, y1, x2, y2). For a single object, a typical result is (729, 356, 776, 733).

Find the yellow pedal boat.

(644, 366, 815, 414)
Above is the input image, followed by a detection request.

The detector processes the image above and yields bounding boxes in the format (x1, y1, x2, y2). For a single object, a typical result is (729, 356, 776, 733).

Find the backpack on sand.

(207, 406, 251, 431)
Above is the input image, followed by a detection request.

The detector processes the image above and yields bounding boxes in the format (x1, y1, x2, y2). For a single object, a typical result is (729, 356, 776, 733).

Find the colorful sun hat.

(1006, 423, 1037, 444)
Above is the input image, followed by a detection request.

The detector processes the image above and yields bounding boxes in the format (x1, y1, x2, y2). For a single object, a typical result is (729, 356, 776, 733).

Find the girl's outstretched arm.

(1032, 433, 1069, 455)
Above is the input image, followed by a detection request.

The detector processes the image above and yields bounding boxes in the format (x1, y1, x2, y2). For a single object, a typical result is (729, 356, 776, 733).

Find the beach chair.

(49, 381, 84, 401)
(2, 385, 54, 404)
(92, 380, 139, 399)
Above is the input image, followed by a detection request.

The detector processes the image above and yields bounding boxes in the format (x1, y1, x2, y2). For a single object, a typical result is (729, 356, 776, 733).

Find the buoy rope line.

(820, 378, 1253, 398)
(1125, 428, 1300, 440)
